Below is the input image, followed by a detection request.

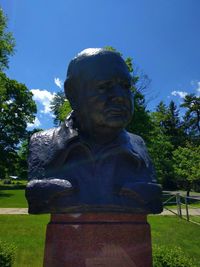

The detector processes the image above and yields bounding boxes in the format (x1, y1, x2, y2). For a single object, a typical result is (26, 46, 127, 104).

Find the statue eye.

(97, 81, 112, 93)
(98, 87, 106, 93)
(97, 84, 106, 92)
(121, 81, 131, 89)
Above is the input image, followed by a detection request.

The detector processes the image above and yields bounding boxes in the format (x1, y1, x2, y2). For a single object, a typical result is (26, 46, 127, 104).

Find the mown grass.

(189, 216, 200, 224)
(0, 189, 27, 208)
(150, 215, 200, 266)
(0, 180, 27, 208)
(0, 215, 49, 267)
(0, 215, 200, 267)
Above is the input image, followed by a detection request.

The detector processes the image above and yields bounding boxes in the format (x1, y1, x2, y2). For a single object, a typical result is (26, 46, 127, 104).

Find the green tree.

(148, 110, 175, 189)
(0, 8, 37, 179)
(147, 101, 189, 189)
(181, 94, 200, 142)
(16, 128, 42, 179)
(0, 8, 15, 71)
(0, 73, 37, 178)
(56, 100, 72, 122)
(50, 91, 71, 126)
(173, 144, 200, 196)
(155, 101, 186, 148)
(127, 91, 153, 143)
(50, 91, 66, 126)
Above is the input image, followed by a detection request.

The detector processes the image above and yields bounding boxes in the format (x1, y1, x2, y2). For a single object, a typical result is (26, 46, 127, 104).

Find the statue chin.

(104, 119, 129, 129)
(96, 115, 131, 131)
(76, 108, 132, 136)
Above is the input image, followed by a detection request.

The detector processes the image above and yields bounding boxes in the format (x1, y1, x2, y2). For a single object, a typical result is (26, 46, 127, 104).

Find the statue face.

(75, 53, 133, 132)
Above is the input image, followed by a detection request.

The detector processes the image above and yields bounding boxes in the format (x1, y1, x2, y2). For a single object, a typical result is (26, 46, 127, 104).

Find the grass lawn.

(0, 180, 27, 208)
(189, 216, 200, 224)
(150, 215, 200, 266)
(0, 215, 49, 267)
(0, 215, 199, 267)
(0, 189, 27, 208)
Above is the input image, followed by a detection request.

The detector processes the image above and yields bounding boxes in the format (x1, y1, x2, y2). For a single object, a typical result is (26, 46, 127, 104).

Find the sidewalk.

(0, 208, 28, 214)
(0, 208, 200, 215)
(161, 208, 200, 216)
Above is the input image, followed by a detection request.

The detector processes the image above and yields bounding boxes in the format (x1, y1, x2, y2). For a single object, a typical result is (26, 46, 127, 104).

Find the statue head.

(64, 48, 134, 139)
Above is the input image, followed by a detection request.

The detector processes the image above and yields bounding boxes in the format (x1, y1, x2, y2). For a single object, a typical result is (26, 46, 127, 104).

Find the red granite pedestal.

(43, 213, 152, 267)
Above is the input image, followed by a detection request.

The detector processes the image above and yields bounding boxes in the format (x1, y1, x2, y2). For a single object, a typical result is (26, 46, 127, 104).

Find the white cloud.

(54, 77, 63, 89)
(196, 82, 200, 95)
(27, 117, 41, 128)
(171, 90, 188, 98)
(31, 89, 55, 114)
(190, 80, 200, 96)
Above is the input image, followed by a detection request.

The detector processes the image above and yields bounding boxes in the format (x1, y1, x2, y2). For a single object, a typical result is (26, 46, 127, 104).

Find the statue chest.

(46, 144, 148, 205)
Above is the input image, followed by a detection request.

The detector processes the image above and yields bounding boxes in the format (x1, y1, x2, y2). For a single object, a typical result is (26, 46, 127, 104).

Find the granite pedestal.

(43, 213, 152, 267)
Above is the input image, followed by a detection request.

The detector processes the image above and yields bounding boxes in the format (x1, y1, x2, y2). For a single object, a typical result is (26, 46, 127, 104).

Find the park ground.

(0, 181, 200, 267)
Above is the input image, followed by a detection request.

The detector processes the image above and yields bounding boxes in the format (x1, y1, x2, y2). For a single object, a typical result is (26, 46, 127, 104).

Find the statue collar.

(63, 112, 149, 168)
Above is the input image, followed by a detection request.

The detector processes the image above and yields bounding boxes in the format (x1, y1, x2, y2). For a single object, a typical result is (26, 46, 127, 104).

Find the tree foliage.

(50, 91, 66, 125)
(154, 101, 186, 148)
(173, 144, 200, 196)
(57, 100, 72, 122)
(50, 91, 72, 125)
(148, 109, 175, 188)
(0, 73, 36, 147)
(0, 73, 37, 178)
(0, 8, 15, 71)
(181, 94, 200, 141)
(16, 128, 43, 179)
(147, 98, 200, 191)
(0, 8, 37, 179)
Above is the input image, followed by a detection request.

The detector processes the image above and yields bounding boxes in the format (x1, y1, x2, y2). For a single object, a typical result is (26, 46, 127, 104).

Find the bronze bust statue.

(25, 48, 162, 214)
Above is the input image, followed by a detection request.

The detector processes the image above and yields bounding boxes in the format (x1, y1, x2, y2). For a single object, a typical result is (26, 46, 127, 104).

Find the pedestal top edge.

(50, 213, 147, 223)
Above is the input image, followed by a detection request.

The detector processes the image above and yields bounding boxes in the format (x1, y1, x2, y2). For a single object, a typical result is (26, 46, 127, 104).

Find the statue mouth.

(105, 107, 129, 116)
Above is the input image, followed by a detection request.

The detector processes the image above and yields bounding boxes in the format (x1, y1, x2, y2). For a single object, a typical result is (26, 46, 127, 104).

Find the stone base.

(43, 213, 152, 267)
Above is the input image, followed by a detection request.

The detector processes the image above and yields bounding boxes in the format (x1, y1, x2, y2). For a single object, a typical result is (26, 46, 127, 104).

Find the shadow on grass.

(0, 191, 14, 198)
(0, 185, 26, 190)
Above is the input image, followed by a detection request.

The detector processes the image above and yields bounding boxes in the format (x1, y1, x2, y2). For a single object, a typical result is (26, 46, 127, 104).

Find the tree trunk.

(186, 189, 190, 197)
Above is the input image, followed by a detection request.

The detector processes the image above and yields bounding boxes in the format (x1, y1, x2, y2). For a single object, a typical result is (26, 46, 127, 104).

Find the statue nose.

(108, 84, 126, 102)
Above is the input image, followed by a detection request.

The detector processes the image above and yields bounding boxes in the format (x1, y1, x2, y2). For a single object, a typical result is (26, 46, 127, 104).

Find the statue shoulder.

(29, 122, 77, 149)
(28, 123, 77, 180)
(126, 132, 152, 167)
(127, 132, 147, 147)
(28, 128, 57, 179)
(29, 128, 56, 146)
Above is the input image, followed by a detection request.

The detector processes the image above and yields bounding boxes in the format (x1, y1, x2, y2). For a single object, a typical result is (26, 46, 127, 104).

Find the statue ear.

(64, 79, 77, 110)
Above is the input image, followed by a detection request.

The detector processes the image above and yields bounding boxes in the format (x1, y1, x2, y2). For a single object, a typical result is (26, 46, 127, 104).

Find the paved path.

(161, 208, 200, 216)
(0, 208, 28, 214)
(0, 208, 200, 215)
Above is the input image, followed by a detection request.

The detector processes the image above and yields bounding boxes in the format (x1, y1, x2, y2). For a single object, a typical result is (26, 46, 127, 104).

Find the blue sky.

(1, 0, 200, 129)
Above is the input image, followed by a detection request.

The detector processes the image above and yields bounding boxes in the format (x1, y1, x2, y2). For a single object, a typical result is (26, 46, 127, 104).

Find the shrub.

(0, 241, 16, 267)
(3, 179, 12, 185)
(153, 245, 196, 267)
